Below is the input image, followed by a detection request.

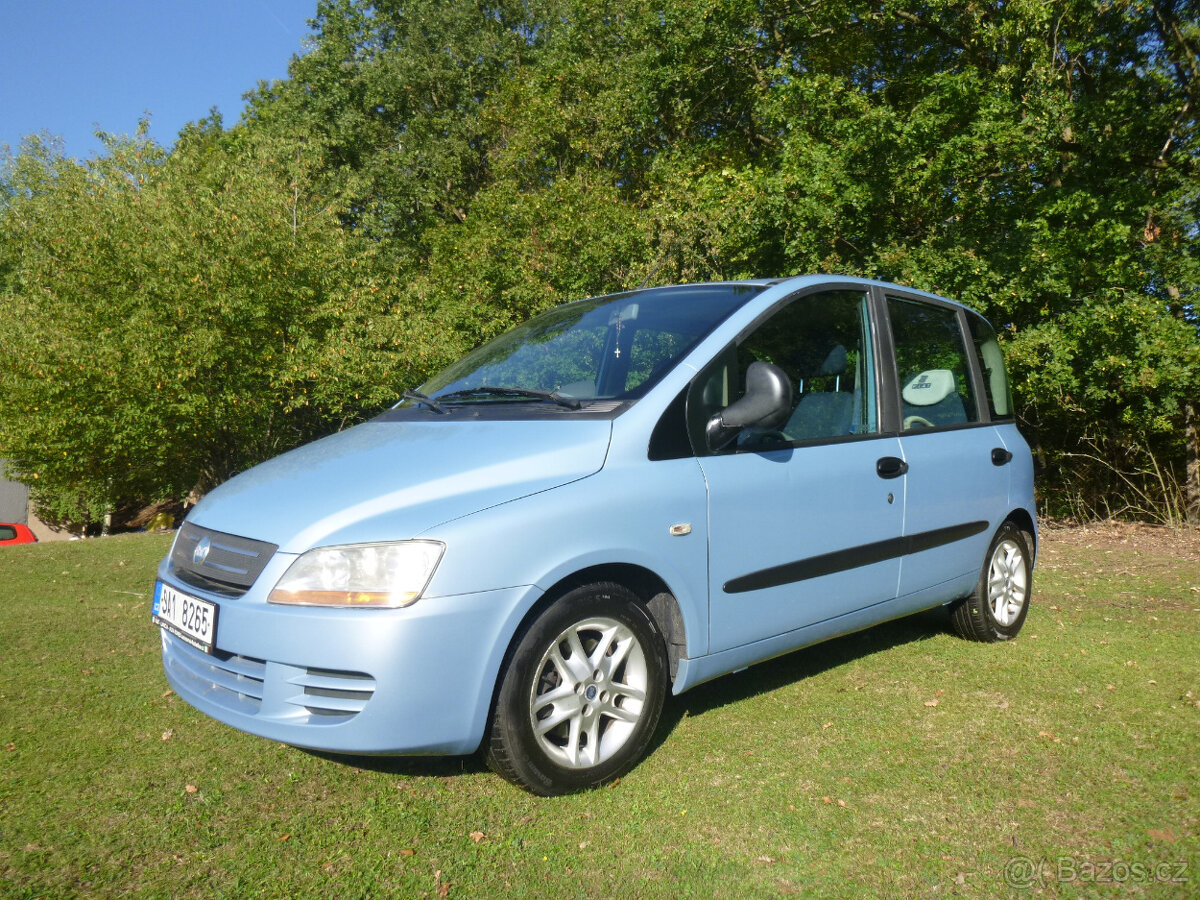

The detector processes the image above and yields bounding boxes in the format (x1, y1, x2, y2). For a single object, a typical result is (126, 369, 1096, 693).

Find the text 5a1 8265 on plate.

(152, 581, 218, 653)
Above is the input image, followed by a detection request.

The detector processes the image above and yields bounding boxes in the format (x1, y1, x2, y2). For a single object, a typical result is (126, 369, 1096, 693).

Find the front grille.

(170, 522, 278, 597)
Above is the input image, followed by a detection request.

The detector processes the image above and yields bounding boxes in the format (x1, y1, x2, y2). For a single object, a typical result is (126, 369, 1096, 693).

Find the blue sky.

(1, 0, 317, 159)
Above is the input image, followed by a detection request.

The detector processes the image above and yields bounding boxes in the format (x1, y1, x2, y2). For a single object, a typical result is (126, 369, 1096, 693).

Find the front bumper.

(157, 568, 531, 756)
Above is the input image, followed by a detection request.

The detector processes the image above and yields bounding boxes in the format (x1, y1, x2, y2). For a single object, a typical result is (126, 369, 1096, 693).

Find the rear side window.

(0, 525, 16, 541)
(967, 315, 1014, 421)
(887, 297, 980, 431)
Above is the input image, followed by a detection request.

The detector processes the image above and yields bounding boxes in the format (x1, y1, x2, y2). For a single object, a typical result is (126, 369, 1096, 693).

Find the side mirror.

(705, 361, 793, 451)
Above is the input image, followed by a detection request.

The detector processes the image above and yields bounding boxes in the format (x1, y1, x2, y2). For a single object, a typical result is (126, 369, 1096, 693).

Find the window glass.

(888, 297, 979, 430)
(967, 314, 1014, 420)
(691, 290, 877, 451)
(417, 285, 760, 404)
(0, 526, 16, 541)
(626, 330, 689, 393)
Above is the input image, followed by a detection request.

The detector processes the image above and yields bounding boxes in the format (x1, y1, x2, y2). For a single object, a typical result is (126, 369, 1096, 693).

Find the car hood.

(187, 418, 613, 553)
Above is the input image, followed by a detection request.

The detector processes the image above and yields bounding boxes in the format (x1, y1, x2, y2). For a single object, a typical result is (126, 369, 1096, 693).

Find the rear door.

(882, 293, 1009, 598)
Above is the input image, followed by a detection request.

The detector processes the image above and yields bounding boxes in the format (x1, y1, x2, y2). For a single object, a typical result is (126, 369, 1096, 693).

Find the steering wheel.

(903, 414, 934, 429)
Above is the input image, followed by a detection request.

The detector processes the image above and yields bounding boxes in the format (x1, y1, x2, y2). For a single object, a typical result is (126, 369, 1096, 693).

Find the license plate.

(153, 581, 218, 653)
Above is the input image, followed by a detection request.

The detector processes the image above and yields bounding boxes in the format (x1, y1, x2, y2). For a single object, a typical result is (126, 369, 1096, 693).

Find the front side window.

(888, 297, 980, 430)
(690, 289, 878, 451)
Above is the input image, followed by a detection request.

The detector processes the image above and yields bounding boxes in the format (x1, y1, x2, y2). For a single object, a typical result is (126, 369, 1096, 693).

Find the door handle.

(991, 447, 1013, 466)
(876, 456, 909, 479)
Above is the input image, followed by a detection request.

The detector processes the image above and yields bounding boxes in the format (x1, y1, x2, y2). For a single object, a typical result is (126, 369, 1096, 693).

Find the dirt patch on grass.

(1039, 519, 1200, 561)
(1036, 519, 1200, 613)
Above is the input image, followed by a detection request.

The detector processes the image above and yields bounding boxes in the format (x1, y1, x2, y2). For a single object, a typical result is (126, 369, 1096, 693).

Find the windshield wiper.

(401, 389, 448, 414)
(436, 386, 582, 410)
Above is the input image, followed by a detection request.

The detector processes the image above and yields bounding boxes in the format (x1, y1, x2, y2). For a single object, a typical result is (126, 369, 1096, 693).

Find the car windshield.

(411, 284, 764, 406)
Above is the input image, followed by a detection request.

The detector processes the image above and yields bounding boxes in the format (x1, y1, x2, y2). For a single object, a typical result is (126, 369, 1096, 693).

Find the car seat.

(784, 345, 855, 440)
(900, 369, 966, 427)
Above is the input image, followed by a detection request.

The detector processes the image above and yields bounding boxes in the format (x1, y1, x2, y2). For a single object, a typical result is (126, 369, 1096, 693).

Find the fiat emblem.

(193, 536, 212, 566)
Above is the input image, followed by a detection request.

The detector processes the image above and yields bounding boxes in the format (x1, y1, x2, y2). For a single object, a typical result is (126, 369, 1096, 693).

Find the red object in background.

(0, 523, 37, 546)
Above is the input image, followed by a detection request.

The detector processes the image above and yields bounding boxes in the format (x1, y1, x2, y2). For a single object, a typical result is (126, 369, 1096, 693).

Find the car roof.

(627, 275, 972, 312)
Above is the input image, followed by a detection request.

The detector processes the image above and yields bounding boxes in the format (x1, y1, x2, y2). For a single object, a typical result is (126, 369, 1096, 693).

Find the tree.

(0, 123, 409, 523)
(2, 0, 1197, 523)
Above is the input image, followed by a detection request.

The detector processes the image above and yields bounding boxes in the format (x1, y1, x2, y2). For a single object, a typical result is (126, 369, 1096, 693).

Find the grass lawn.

(1, 524, 1197, 898)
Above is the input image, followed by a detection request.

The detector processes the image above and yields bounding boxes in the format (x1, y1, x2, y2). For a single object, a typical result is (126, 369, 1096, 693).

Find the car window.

(887, 296, 980, 430)
(967, 314, 1014, 421)
(690, 289, 877, 452)
(0, 525, 16, 541)
(417, 285, 761, 404)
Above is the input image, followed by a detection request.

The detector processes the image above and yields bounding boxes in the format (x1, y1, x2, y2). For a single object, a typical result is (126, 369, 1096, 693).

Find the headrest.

(794, 343, 848, 378)
(902, 369, 955, 406)
(819, 345, 848, 376)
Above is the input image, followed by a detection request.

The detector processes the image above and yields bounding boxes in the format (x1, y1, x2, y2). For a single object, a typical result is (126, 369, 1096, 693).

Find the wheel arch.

(1004, 507, 1037, 559)
(484, 563, 689, 743)
(529, 563, 686, 680)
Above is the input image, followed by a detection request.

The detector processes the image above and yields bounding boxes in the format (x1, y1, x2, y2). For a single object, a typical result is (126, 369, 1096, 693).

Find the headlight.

(267, 541, 445, 608)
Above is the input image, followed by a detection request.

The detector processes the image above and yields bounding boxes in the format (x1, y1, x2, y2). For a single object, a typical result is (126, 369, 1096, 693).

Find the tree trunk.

(1186, 402, 1200, 524)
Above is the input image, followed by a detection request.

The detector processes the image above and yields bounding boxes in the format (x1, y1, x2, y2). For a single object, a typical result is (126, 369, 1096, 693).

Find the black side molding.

(724, 520, 990, 594)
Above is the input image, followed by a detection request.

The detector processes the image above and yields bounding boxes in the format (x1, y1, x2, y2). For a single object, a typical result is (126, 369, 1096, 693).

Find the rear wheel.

(485, 582, 667, 795)
(950, 522, 1033, 642)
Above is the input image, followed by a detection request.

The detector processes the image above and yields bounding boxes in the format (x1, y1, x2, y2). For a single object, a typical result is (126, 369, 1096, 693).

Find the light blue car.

(152, 276, 1036, 795)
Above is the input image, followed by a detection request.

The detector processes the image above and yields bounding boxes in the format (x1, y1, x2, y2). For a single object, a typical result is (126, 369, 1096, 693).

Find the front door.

(692, 288, 906, 653)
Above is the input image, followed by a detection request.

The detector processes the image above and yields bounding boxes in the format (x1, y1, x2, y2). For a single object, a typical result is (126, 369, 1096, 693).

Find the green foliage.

(0, 125, 410, 521)
(1, 0, 1198, 522)
(1008, 290, 1200, 520)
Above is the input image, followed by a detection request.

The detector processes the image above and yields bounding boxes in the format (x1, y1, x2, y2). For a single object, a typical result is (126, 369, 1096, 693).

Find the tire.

(950, 522, 1033, 642)
(485, 582, 668, 796)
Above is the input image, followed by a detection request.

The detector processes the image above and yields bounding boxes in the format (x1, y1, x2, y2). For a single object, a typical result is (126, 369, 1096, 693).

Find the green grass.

(1, 530, 1197, 898)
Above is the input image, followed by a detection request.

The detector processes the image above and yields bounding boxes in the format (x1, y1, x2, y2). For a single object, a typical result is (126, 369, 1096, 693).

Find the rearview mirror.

(705, 361, 792, 451)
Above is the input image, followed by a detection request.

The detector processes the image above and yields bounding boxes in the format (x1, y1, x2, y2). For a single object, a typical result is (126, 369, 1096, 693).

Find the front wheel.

(485, 582, 668, 795)
(950, 522, 1033, 642)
